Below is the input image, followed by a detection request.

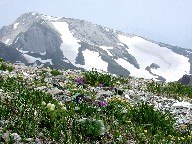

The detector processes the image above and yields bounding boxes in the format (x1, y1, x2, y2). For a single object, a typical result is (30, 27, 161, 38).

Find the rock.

(47, 87, 63, 96)
(178, 74, 192, 86)
(11, 133, 22, 142)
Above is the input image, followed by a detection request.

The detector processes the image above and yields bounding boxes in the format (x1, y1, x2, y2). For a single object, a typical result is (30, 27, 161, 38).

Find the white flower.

(62, 106, 67, 110)
(41, 101, 46, 106)
(47, 103, 55, 111)
(34, 110, 38, 117)
(58, 101, 64, 106)
(74, 106, 80, 111)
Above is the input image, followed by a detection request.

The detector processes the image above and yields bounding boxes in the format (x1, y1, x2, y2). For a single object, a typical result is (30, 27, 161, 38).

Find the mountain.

(0, 12, 192, 82)
(0, 42, 27, 63)
(178, 74, 192, 86)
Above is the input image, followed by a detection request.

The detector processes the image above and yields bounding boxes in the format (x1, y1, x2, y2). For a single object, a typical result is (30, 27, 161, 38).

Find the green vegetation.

(0, 66, 192, 143)
(147, 80, 192, 100)
(50, 69, 62, 76)
(0, 63, 13, 72)
(83, 68, 128, 87)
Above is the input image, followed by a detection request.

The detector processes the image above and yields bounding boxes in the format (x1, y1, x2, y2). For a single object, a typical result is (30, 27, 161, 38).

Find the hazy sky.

(0, 0, 192, 49)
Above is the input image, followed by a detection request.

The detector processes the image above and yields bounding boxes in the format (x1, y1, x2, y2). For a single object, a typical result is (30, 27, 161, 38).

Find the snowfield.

(118, 35, 190, 82)
(52, 22, 80, 65)
(82, 49, 108, 71)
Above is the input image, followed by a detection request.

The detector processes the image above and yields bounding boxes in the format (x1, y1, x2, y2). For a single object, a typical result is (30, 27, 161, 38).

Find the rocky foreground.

(1, 60, 192, 143)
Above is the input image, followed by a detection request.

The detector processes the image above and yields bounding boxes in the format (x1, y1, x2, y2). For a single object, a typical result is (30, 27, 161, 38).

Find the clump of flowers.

(93, 100, 108, 107)
(74, 77, 84, 85)
(47, 103, 55, 111)
(75, 94, 107, 107)
(98, 83, 103, 87)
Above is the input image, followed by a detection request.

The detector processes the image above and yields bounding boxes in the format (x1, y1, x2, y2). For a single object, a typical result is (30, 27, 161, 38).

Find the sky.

(0, 0, 192, 49)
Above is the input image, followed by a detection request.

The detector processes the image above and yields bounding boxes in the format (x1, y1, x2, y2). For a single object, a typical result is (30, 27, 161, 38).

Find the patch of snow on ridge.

(23, 54, 52, 64)
(100, 46, 113, 56)
(14, 23, 19, 29)
(52, 22, 80, 65)
(17, 49, 52, 64)
(5, 39, 10, 44)
(81, 49, 108, 71)
(115, 58, 157, 79)
(118, 35, 190, 82)
(40, 52, 46, 55)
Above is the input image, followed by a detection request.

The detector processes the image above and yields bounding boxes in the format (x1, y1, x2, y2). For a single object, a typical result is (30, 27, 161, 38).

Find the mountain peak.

(0, 12, 191, 82)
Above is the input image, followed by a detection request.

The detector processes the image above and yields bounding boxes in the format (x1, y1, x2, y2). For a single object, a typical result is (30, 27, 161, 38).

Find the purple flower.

(75, 78, 84, 85)
(76, 94, 91, 103)
(98, 101, 107, 107)
(98, 83, 103, 87)
(76, 96, 82, 103)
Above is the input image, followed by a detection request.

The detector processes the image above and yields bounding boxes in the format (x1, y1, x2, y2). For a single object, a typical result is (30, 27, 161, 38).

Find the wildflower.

(126, 120, 131, 123)
(58, 101, 64, 106)
(74, 106, 80, 111)
(34, 110, 38, 116)
(47, 103, 55, 111)
(98, 83, 103, 87)
(62, 106, 67, 110)
(121, 108, 127, 113)
(180, 137, 185, 141)
(41, 101, 46, 106)
(76, 94, 91, 103)
(74, 78, 84, 85)
(97, 100, 108, 107)
(144, 130, 147, 133)
(95, 82, 99, 86)
(171, 137, 175, 141)
(168, 135, 172, 138)
(188, 135, 191, 139)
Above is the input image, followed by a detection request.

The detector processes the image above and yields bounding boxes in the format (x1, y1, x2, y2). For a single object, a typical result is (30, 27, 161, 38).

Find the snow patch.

(40, 52, 46, 55)
(14, 37, 20, 43)
(118, 35, 190, 82)
(105, 28, 110, 31)
(17, 49, 52, 64)
(115, 58, 156, 79)
(23, 54, 52, 64)
(5, 39, 10, 44)
(117, 43, 124, 47)
(52, 22, 80, 64)
(14, 23, 19, 29)
(32, 13, 36, 15)
(100, 46, 113, 56)
(81, 49, 108, 71)
(186, 50, 192, 54)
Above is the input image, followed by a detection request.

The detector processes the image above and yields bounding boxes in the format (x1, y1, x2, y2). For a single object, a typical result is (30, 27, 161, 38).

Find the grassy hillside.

(0, 59, 192, 143)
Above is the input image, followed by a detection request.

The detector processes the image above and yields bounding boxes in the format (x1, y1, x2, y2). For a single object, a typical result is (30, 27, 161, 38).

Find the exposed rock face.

(0, 12, 191, 82)
(178, 74, 192, 86)
(0, 42, 27, 63)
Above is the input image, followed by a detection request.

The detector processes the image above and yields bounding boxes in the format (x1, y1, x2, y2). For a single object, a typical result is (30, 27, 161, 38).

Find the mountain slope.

(0, 42, 27, 63)
(0, 12, 191, 82)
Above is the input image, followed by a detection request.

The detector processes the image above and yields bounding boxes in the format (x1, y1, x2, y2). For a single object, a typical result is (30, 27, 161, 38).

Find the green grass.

(50, 69, 62, 76)
(0, 63, 13, 72)
(83, 68, 128, 87)
(147, 80, 192, 100)
(0, 67, 192, 143)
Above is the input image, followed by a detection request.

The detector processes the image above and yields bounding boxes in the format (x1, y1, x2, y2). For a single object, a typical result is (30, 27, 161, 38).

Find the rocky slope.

(1, 60, 192, 143)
